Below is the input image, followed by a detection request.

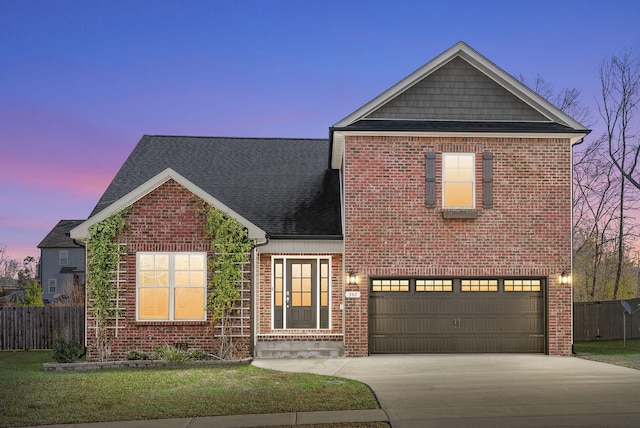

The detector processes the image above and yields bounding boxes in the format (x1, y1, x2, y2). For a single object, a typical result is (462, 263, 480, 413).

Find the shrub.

(126, 350, 149, 360)
(188, 349, 210, 360)
(153, 344, 188, 363)
(51, 334, 84, 363)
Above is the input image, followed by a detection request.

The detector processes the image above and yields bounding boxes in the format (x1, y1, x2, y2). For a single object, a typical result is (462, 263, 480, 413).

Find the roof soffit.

(70, 168, 266, 241)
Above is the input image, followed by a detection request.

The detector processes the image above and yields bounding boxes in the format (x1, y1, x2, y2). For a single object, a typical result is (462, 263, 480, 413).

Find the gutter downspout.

(252, 235, 270, 356)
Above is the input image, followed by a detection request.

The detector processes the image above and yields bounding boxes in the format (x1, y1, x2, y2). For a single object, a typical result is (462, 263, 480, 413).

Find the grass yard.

(574, 338, 640, 370)
(0, 350, 380, 428)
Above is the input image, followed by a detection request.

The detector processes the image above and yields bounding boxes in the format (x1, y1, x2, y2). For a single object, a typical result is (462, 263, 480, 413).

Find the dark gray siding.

(367, 57, 548, 122)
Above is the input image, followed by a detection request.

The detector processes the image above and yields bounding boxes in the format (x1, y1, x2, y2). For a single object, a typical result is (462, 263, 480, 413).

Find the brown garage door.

(369, 278, 545, 353)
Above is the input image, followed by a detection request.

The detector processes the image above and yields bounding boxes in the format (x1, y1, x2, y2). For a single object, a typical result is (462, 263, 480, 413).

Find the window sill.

(442, 209, 479, 219)
(135, 321, 208, 326)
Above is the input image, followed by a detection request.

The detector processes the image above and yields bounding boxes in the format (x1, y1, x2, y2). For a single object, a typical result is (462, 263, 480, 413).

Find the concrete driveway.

(254, 354, 640, 428)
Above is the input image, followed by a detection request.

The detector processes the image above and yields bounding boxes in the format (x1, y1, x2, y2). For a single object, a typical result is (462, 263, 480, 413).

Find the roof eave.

(70, 167, 267, 242)
(332, 129, 590, 145)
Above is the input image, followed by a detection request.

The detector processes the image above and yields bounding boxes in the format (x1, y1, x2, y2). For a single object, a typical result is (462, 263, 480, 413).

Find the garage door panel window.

(504, 279, 541, 292)
(371, 279, 409, 292)
(416, 279, 453, 292)
(461, 279, 498, 292)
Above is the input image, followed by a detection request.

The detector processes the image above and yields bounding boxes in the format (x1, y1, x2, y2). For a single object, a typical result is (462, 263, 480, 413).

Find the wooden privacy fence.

(0, 306, 84, 350)
(574, 298, 640, 342)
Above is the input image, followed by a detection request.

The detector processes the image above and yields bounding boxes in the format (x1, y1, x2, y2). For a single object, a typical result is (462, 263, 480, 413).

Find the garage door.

(369, 278, 545, 353)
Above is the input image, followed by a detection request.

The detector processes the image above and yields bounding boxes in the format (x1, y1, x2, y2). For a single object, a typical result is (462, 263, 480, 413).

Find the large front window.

(442, 153, 475, 209)
(137, 252, 206, 321)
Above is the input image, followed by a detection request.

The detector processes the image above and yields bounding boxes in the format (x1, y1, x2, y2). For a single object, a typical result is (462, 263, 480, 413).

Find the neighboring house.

(71, 42, 589, 361)
(0, 278, 22, 305)
(38, 220, 86, 303)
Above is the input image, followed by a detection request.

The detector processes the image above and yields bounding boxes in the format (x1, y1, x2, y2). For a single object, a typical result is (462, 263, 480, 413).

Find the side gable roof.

(38, 220, 85, 248)
(330, 41, 590, 168)
(71, 136, 342, 240)
(71, 168, 267, 241)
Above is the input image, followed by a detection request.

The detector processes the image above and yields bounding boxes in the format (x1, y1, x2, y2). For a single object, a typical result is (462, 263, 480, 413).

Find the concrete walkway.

(254, 354, 640, 428)
(24, 354, 640, 428)
(25, 409, 388, 428)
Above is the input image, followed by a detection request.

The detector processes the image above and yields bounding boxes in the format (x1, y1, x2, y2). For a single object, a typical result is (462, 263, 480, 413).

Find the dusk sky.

(1, 0, 639, 261)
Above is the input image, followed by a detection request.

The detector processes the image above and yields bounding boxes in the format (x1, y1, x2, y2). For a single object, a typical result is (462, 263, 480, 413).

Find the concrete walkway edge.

(26, 409, 389, 428)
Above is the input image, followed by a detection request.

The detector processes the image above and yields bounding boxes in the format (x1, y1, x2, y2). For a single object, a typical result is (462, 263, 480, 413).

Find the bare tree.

(520, 73, 593, 127)
(0, 245, 20, 280)
(599, 50, 640, 299)
(573, 138, 620, 300)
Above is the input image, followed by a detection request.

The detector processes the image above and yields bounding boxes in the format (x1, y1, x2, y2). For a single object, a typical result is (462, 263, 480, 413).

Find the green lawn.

(0, 350, 379, 428)
(574, 338, 640, 370)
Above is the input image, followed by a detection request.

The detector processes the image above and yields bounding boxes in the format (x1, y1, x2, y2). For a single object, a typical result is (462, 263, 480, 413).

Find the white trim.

(331, 130, 585, 169)
(335, 130, 587, 144)
(70, 168, 267, 241)
(442, 153, 476, 210)
(59, 250, 69, 266)
(333, 42, 588, 132)
(136, 252, 207, 322)
(257, 239, 343, 254)
(48, 278, 57, 294)
(270, 255, 332, 331)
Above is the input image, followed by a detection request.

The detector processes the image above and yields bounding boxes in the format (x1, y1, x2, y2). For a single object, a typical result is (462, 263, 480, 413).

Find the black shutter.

(425, 152, 436, 208)
(483, 152, 493, 209)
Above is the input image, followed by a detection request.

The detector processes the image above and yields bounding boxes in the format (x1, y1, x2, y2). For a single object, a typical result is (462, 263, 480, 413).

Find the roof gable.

(330, 41, 590, 169)
(334, 42, 588, 130)
(75, 136, 342, 239)
(366, 56, 548, 122)
(71, 168, 267, 241)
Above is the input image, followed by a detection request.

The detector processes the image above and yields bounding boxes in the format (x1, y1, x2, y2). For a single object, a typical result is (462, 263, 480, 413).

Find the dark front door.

(286, 259, 317, 328)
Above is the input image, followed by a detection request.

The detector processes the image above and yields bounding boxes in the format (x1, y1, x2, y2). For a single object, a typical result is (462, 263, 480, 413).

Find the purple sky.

(1, 0, 639, 261)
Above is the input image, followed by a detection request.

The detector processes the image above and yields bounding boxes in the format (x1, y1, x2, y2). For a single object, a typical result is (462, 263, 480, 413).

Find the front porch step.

(255, 341, 344, 358)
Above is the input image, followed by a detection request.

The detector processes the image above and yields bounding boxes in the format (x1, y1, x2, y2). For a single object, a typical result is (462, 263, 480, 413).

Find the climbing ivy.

(201, 201, 252, 359)
(86, 210, 127, 361)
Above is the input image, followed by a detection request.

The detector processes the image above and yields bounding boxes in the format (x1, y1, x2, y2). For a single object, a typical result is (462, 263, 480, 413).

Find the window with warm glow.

(137, 252, 206, 321)
(443, 153, 475, 209)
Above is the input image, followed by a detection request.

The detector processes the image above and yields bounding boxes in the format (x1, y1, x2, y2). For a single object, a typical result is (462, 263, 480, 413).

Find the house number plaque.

(345, 291, 361, 298)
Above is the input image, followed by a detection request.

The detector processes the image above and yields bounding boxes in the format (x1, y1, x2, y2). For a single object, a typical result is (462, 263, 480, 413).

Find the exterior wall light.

(560, 271, 570, 285)
(347, 272, 358, 286)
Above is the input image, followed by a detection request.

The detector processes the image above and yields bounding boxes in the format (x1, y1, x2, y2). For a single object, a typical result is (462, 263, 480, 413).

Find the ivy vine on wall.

(200, 201, 252, 359)
(86, 209, 127, 362)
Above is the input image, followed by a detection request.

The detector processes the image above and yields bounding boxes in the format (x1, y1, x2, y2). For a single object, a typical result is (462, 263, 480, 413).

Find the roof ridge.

(145, 134, 328, 142)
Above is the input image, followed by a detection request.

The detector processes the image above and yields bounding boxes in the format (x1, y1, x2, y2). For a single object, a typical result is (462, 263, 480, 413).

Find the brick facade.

(343, 135, 574, 356)
(85, 179, 252, 361)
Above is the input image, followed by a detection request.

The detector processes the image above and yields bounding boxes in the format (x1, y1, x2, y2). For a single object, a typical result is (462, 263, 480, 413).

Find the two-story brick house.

(71, 42, 588, 361)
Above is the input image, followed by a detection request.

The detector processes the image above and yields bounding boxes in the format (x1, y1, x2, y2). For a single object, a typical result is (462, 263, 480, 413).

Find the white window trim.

(270, 255, 332, 330)
(442, 152, 476, 209)
(48, 279, 57, 294)
(59, 250, 69, 266)
(136, 252, 207, 322)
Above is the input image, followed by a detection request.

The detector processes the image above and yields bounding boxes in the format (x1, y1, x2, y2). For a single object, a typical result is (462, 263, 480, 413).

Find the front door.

(286, 259, 317, 328)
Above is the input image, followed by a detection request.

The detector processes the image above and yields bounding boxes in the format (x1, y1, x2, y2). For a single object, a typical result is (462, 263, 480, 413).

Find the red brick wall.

(256, 253, 343, 343)
(343, 136, 573, 356)
(85, 179, 251, 361)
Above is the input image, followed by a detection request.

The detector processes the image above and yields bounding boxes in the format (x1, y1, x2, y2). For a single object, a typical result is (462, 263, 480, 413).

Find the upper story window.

(442, 153, 475, 209)
(137, 252, 207, 321)
(59, 250, 69, 266)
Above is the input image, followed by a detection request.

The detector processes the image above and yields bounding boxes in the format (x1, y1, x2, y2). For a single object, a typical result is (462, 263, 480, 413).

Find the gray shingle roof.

(90, 136, 342, 238)
(38, 220, 86, 248)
